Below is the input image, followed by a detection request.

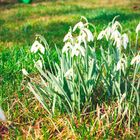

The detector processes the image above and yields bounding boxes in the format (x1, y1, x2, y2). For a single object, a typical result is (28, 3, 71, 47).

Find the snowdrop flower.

(98, 20, 122, 42)
(114, 37, 122, 49)
(131, 54, 140, 65)
(31, 40, 45, 54)
(97, 30, 106, 40)
(76, 44, 85, 57)
(62, 42, 73, 53)
(111, 30, 121, 40)
(0, 107, 6, 122)
(78, 28, 93, 46)
(73, 21, 84, 32)
(63, 18, 93, 57)
(136, 22, 140, 34)
(83, 28, 94, 42)
(112, 21, 122, 31)
(71, 43, 85, 57)
(77, 35, 83, 44)
(116, 57, 127, 71)
(63, 30, 73, 43)
(64, 68, 73, 78)
(35, 60, 43, 69)
(105, 26, 112, 41)
(78, 31, 87, 45)
(98, 26, 121, 41)
(22, 68, 29, 76)
(112, 32, 128, 49)
(71, 47, 79, 57)
(98, 26, 113, 41)
(122, 33, 129, 49)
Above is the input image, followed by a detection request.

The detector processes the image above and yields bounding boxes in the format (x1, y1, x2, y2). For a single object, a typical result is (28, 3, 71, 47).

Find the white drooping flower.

(73, 21, 85, 32)
(112, 21, 122, 31)
(111, 21, 129, 49)
(136, 22, 140, 34)
(71, 47, 79, 57)
(71, 43, 85, 57)
(63, 30, 73, 43)
(111, 30, 121, 40)
(112, 32, 129, 49)
(82, 28, 94, 42)
(105, 26, 112, 41)
(22, 68, 29, 76)
(31, 40, 45, 54)
(98, 21, 122, 41)
(97, 30, 105, 40)
(0, 107, 6, 122)
(64, 68, 73, 78)
(131, 54, 140, 65)
(78, 28, 93, 46)
(113, 37, 122, 49)
(62, 17, 93, 57)
(78, 30, 87, 45)
(62, 42, 73, 53)
(35, 60, 43, 69)
(116, 57, 127, 71)
(97, 27, 112, 41)
(122, 33, 129, 49)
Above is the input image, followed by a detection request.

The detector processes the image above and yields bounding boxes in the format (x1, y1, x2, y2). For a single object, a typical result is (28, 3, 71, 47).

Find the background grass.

(0, 0, 140, 139)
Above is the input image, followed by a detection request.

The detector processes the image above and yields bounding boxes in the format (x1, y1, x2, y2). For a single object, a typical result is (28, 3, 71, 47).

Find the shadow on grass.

(0, 21, 71, 47)
(0, 19, 5, 26)
(0, 8, 140, 48)
(88, 10, 140, 24)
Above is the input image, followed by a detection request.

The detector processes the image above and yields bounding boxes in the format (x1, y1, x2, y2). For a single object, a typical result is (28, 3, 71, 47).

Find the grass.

(0, 0, 140, 49)
(0, 0, 140, 139)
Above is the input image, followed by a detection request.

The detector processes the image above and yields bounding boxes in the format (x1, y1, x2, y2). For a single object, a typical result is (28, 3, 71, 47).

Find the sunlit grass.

(0, 0, 140, 49)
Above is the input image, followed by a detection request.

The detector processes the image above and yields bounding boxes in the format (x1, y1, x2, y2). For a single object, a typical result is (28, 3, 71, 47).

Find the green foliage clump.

(23, 17, 140, 124)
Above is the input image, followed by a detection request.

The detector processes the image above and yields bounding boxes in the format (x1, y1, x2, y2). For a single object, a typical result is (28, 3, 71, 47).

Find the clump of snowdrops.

(22, 17, 140, 123)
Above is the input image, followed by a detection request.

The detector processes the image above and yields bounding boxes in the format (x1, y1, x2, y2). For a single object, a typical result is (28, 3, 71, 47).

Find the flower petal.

(63, 31, 73, 42)
(97, 30, 105, 40)
(22, 68, 29, 76)
(83, 28, 94, 42)
(31, 40, 39, 53)
(35, 60, 43, 69)
(0, 107, 6, 122)
(73, 21, 84, 32)
(122, 33, 129, 49)
(62, 42, 73, 53)
(131, 55, 140, 65)
(136, 22, 140, 34)
(64, 68, 73, 77)
(38, 43, 45, 54)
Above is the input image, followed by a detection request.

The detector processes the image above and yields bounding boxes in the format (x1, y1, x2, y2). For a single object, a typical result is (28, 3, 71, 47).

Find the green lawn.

(0, 0, 140, 49)
(0, 0, 140, 139)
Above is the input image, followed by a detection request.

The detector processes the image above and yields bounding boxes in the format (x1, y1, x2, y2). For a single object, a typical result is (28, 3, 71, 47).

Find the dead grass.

(1, 88, 139, 139)
(66, 0, 140, 8)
